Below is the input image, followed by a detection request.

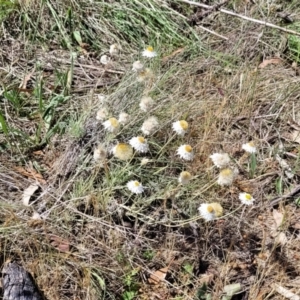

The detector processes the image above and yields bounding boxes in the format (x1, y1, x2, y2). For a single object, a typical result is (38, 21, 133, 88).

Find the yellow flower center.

(220, 168, 233, 176)
(117, 143, 131, 152)
(207, 205, 214, 213)
(179, 120, 188, 130)
(146, 46, 154, 52)
(181, 171, 191, 180)
(137, 136, 145, 143)
(133, 181, 140, 187)
(109, 118, 119, 128)
(248, 141, 255, 147)
(245, 193, 252, 201)
(184, 145, 192, 153)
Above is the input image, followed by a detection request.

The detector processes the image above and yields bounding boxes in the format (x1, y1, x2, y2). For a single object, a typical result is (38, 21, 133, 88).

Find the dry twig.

(178, 0, 300, 37)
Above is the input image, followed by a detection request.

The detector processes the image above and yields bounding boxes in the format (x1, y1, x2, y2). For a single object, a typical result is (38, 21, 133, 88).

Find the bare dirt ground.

(1, 0, 300, 299)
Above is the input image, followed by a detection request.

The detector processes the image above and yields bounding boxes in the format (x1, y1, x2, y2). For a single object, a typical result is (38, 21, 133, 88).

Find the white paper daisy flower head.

(109, 43, 120, 55)
(172, 120, 189, 136)
(127, 180, 144, 194)
(103, 117, 119, 133)
(141, 116, 159, 135)
(112, 143, 133, 160)
(178, 171, 192, 185)
(198, 203, 223, 221)
(177, 144, 194, 161)
(239, 192, 255, 205)
(242, 141, 256, 153)
(137, 68, 154, 82)
(118, 112, 130, 125)
(129, 136, 149, 153)
(217, 168, 235, 186)
(139, 96, 154, 112)
(142, 46, 157, 58)
(132, 60, 144, 72)
(210, 153, 231, 168)
(100, 54, 111, 65)
(96, 107, 109, 121)
(93, 144, 107, 161)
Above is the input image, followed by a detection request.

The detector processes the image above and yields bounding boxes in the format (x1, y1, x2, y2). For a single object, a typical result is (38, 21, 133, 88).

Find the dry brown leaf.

(259, 58, 282, 68)
(13, 166, 46, 184)
(273, 209, 284, 229)
(49, 235, 70, 253)
(148, 266, 169, 285)
(22, 184, 39, 206)
(148, 259, 174, 285)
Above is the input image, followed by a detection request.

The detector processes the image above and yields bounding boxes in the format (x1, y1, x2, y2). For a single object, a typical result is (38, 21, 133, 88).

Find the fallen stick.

(178, 0, 300, 37)
(269, 184, 300, 207)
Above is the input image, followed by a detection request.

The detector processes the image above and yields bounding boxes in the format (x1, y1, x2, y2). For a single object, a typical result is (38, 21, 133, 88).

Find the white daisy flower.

(127, 180, 144, 194)
(103, 117, 119, 133)
(93, 144, 107, 161)
(141, 116, 159, 135)
(198, 203, 223, 221)
(172, 120, 189, 136)
(132, 60, 144, 72)
(217, 168, 235, 186)
(118, 112, 130, 125)
(112, 143, 133, 160)
(129, 136, 149, 153)
(210, 153, 231, 168)
(96, 108, 109, 121)
(239, 193, 255, 205)
(242, 141, 256, 153)
(100, 54, 111, 65)
(142, 46, 157, 58)
(109, 44, 120, 55)
(139, 96, 154, 112)
(178, 171, 192, 185)
(177, 145, 194, 161)
(137, 68, 154, 82)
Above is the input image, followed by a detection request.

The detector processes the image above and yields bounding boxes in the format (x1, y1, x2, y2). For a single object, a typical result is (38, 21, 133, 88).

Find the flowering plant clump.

(112, 143, 133, 160)
(177, 145, 194, 161)
(127, 180, 144, 194)
(129, 136, 149, 153)
(142, 46, 157, 58)
(239, 193, 255, 205)
(172, 120, 189, 136)
(210, 153, 230, 168)
(242, 141, 256, 153)
(103, 118, 119, 133)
